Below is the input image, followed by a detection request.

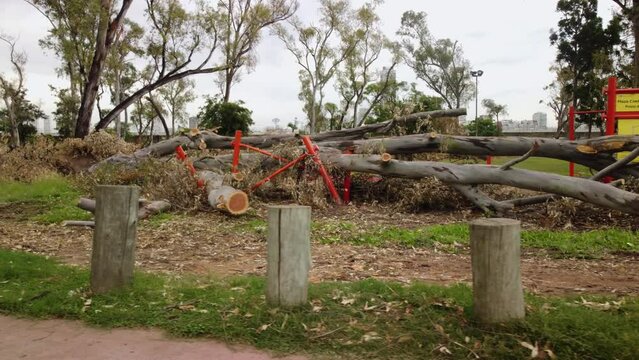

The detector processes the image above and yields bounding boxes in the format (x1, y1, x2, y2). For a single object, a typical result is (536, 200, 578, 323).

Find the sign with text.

(616, 93, 639, 112)
(617, 119, 639, 162)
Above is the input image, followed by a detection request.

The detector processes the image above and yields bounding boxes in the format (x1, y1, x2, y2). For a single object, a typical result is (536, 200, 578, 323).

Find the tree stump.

(470, 218, 525, 323)
(90, 185, 139, 294)
(266, 205, 311, 307)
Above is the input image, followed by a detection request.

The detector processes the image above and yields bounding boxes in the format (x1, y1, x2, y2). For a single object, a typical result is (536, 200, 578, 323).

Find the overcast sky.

(0, 0, 620, 130)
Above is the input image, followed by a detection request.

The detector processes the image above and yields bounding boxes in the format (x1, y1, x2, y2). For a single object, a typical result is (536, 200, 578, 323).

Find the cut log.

(316, 134, 639, 177)
(92, 109, 467, 170)
(319, 152, 639, 214)
(189, 151, 639, 215)
(62, 220, 96, 227)
(197, 170, 249, 215)
(77, 198, 171, 219)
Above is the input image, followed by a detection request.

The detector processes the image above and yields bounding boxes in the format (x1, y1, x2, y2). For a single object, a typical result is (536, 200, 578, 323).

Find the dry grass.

(74, 159, 205, 211)
(0, 132, 138, 182)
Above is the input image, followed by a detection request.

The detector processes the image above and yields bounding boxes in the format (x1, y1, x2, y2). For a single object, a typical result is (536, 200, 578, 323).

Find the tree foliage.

(550, 0, 622, 132)
(197, 96, 254, 136)
(465, 116, 499, 137)
(481, 99, 508, 122)
(334, 1, 400, 129)
(0, 35, 28, 148)
(397, 10, 473, 110)
(216, 0, 298, 102)
(275, 0, 354, 133)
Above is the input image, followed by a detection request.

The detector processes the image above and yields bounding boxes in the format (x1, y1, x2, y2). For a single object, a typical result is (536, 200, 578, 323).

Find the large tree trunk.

(316, 134, 639, 177)
(190, 150, 639, 215)
(74, 0, 133, 138)
(93, 109, 468, 169)
(319, 152, 639, 214)
(94, 65, 228, 132)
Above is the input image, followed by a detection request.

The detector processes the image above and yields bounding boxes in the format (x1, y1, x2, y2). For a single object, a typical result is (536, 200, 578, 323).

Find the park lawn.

(309, 221, 639, 259)
(0, 176, 91, 224)
(0, 249, 637, 360)
(490, 156, 592, 177)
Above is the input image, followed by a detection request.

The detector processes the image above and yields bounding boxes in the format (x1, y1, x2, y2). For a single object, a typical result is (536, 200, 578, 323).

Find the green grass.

(1, 249, 638, 359)
(0, 176, 91, 224)
(312, 222, 638, 258)
(491, 156, 592, 176)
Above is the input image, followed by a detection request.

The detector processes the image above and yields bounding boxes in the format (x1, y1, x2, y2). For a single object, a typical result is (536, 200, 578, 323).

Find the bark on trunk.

(74, 0, 133, 138)
(320, 153, 639, 214)
(94, 65, 228, 132)
(77, 197, 171, 220)
(316, 134, 639, 177)
(93, 109, 467, 169)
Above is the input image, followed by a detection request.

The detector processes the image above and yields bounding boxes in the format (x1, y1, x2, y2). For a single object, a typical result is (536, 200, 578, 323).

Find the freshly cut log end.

(232, 172, 245, 181)
(381, 153, 392, 163)
(208, 186, 249, 215)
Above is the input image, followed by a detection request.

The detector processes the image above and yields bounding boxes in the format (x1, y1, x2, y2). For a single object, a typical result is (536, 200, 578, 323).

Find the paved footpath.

(0, 315, 307, 360)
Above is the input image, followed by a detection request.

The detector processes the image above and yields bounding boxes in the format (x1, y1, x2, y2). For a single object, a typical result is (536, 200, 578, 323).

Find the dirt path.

(1, 206, 637, 296)
(0, 315, 306, 360)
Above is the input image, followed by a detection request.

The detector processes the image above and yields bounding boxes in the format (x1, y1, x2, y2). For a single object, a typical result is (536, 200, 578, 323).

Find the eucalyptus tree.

(0, 35, 28, 148)
(550, 0, 621, 133)
(94, 0, 226, 132)
(541, 64, 573, 136)
(104, 20, 145, 138)
(481, 99, 508, 123)
(334, 1, 400, 129)
(216, 0, 298, 102)
(157, 78, 195, 134)
(611, 0, 639, 85)
(397, 10, 473, 110)
(275, 0, 354, 133)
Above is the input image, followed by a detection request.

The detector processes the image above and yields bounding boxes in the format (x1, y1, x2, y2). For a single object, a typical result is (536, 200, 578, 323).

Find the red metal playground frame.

(567, 76, 637, 177)
(230, 130, 344, 205)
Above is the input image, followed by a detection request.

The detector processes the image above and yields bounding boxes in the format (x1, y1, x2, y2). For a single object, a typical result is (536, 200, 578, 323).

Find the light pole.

(470, 70, 484, 136)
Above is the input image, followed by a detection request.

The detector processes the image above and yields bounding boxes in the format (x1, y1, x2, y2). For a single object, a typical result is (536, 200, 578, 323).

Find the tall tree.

(157, 78, 195, 134)
(217, 0, 298, 102)
(541, 64, 573, 137)
(74, 0, 134, 138)
(550, 0, 621, 133)
(334, 1, 400, 129)
(28, 0, 102, 99)
(105, 19, 145, 138)
(198, 96, 254, 135)
(611, 0, 639, 86)
(481, 98, 508, 123)
(93, 0, 227, 131)
(0, 35, 27, 148)
(397, 11, 474, 109)
(275, 0, 354, 133)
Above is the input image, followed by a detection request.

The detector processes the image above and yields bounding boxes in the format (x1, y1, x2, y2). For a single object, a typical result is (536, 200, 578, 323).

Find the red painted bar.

(606, 77, 617, 136)
(231, 130, 242, 174)
(301, 136, 342, 205)
(568, 105, 575, 177)
(250, 154, 308, 191)
(240, 143, 288, 162)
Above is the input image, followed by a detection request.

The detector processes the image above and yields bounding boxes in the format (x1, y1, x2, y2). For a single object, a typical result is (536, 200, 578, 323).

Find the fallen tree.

(77, 197, 171, 219)
(93, 109, 467, 169)
(189, 149, 639, 215)
(65, 197, 172, 226)
(316, 134, 639, 177)
(317, 152, 639, 214)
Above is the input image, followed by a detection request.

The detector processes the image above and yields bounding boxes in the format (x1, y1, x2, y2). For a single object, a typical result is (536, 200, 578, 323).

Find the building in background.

(532, 112, 547, 129)
(189, 116, 199, 129)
